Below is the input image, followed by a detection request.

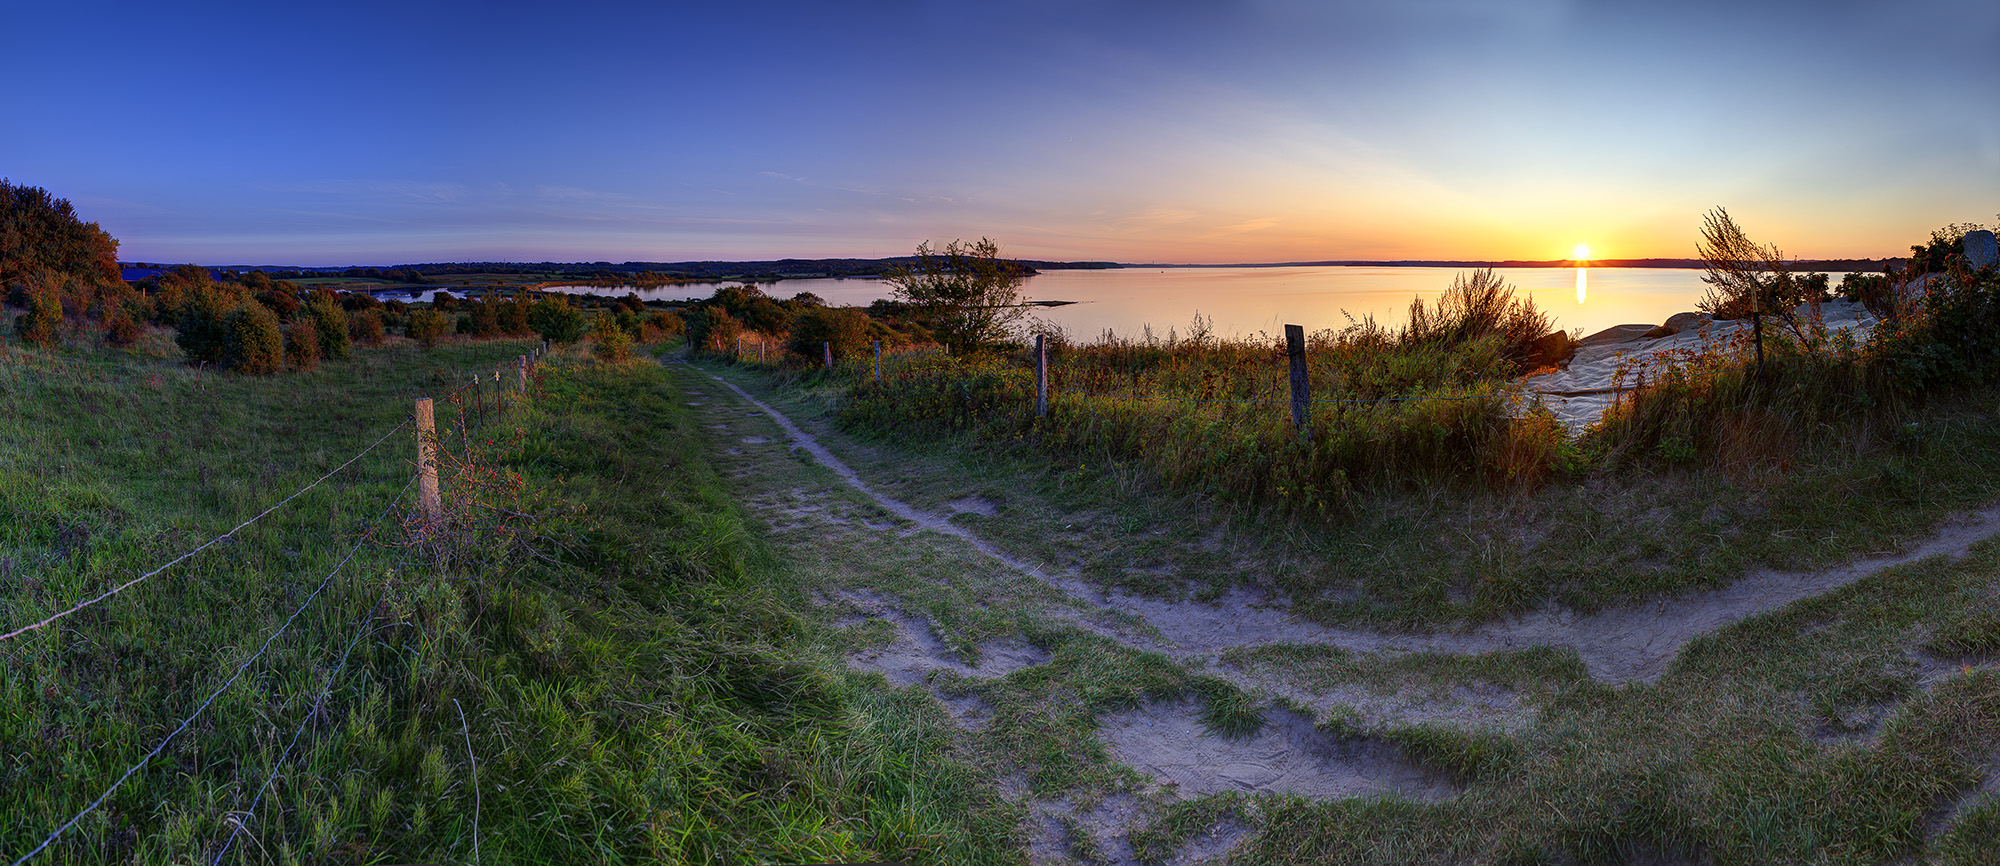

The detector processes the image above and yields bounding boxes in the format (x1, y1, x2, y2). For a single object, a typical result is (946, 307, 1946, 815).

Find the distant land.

(119, 255, 1900, 285)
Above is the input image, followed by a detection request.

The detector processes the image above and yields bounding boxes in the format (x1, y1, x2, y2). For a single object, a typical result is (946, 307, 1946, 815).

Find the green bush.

(174, 285, 240, 366)
(528, 296, 587, 344)
(222, 302, 283, 374)
(304, 298, 351, 360)
(593, 327, 634, 362)
(787, 306, 874, 363)
(407, 309, 449, 349)
(13, 281, 64, 348)
(684, 307, 744, 356)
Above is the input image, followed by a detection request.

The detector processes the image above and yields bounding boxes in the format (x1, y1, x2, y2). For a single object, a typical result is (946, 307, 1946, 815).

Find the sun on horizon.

(1572, 244, 1592, 261)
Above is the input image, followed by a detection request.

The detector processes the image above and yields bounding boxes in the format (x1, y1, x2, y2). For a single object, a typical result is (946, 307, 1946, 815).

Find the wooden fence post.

(823, 342, 833, 370)
(415, 398, 441, 525)
(517, 355, 526, 393)
(873, 340, 882, 383)
(1035, 333, 1048, 417)
(758, 339, 765, 364)
(1286, 324, 1310, 442)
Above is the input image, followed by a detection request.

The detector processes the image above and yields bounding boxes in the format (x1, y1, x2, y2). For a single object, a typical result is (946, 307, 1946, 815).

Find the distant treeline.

(167, 257, 1125, 285)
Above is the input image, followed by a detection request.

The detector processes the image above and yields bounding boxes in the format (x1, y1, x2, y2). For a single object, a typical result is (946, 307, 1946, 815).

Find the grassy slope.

(692, 358, 2000, 865)
(0, 329, 1006, 864)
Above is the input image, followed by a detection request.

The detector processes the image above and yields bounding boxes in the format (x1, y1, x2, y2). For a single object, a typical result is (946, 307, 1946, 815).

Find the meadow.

(0, 326, 1006, 865)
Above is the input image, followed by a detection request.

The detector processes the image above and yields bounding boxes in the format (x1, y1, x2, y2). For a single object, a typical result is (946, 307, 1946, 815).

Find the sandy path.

(683, 363, 2000, 688)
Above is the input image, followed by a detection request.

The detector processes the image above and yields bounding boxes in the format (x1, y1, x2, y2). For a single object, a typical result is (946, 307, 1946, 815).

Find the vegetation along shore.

(4, 180, 1999, 863)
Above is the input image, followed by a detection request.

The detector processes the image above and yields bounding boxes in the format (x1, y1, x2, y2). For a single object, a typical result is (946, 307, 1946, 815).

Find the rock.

(1664, 311, 1711, 333)
(1965, 230, 1997, 270)
(1527, 330, 1576, 366)
(1575, 323, 1658, 349)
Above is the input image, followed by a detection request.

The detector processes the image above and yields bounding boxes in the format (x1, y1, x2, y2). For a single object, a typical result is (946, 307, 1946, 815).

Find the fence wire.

(0, 418, 413, 643)
(8, 479, 413, 866)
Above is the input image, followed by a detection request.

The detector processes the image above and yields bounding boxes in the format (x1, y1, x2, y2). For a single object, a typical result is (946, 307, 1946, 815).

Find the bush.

(285, 318, 321, 370)
(222, 303, 283, 374)
(594, 327, 634, 362)
(528, 296, 588, 344)
(685, 307, 744, 357)
(407, 309, 449, 349)
(13, 280, 64, 348)
(102, 309, 141, 347)
(640, 311, 685, 343)
(349, 309, 386, 346)
(787, 307, 874, 363)
(175, 285, 239, 365)
(304, 298, 351, 360)
(497, 295, 532, 336)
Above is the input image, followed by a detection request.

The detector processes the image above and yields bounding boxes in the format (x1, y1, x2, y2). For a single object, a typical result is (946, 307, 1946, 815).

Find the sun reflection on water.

(1576, 267, 1587, 305)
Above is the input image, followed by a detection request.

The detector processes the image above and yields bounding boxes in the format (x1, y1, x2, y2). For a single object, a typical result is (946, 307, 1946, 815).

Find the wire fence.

(3, 344, 552, 866)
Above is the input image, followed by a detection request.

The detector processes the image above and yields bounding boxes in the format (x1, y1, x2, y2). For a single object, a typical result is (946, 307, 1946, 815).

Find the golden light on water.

(1576, 266, 1587, 304)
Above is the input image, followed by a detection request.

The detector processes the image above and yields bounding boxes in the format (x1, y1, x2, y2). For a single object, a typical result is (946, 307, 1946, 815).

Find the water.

(536, 265, 1853, 341)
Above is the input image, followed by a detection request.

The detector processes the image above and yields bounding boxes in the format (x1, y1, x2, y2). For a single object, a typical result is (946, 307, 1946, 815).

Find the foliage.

(12, 272, 64, 348)
(1695, 207, 1825, 346)
(527, 295, 587, 344)
(1404, 267, 1555, 371)
(406, 308, 449, 349)
(221, 301, 284, 374)
(884, 237, 1030, 355)
(349, 309, 387, 346)
(839, 284, 1569, 514)
(0, 179, 123, 294)
(787, 306, 875, 363)
(304, 297, 351, 361)
(685, 306, 745, 356)
(284, 317, 321, 370)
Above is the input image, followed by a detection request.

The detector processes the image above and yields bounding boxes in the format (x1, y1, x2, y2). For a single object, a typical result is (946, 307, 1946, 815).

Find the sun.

(1572, 243, 1592, 261)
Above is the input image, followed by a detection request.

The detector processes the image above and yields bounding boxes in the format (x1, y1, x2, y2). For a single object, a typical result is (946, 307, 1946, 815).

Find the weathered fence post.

(1285, 324, 1310, 442)
(517, 355, 527, 394)
(1035, 333, 1048, 417)
(758, 339, 765, 365)
(823, 341, 834, 370)
(414, 398, 441, 526)
(873, 339, 882, 383)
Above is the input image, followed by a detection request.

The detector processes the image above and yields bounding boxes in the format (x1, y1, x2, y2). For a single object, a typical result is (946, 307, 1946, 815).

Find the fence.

(2, 342, 554, 866)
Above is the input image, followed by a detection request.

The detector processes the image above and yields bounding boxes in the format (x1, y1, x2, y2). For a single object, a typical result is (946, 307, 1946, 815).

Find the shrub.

(593, 327, 634, 362)
(13, 279, 64, 348)
(787, 307, 874, 363)
(175, 285, 240, 365)
(497, 295, 532, 335)
(222, 302, 283, 374)
(685, 307, 744, 356)
(640, 311, 685, 343)
(101, 309, 141, 347)
(285, 318, 321, 370)
(528, 296, 588, 344)
(407, 309, 449, 349)
(304, 299, 351, 360)
(466, 299, 502, 337)
(349, 309, 386, 347)
(253, 288, 301, 321)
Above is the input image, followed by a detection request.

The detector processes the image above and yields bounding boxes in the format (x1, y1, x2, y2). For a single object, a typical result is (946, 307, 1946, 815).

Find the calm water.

(541, 266, 1839, 341)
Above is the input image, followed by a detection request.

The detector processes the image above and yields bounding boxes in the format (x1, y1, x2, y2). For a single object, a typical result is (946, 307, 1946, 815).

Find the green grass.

(0, 328, 1014, 864)
(679, 354, 2000, 864)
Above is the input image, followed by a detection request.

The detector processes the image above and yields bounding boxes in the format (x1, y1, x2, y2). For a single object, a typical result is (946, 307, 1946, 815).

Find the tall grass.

(0, 329, 1010, 864)
(836, 270, 1572, 514)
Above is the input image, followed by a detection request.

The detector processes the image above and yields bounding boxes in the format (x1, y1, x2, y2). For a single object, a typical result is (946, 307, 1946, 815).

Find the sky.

(7, 0, 1997, 266)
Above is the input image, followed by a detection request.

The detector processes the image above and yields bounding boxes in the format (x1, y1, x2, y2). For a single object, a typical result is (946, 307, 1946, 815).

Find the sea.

(535, 265, 1856, 342)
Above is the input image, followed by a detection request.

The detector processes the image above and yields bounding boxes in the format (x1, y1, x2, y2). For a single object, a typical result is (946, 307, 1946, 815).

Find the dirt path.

(686, 363, 2000, 686)
(671, 361, 2000, 864)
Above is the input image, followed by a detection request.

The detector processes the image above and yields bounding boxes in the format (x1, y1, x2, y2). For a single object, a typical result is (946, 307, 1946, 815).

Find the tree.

(883, 237, 1029, 355)
(406, 309, 449, 349)
(528, 295, 587, 344)
(1695, 207, 1820, 345)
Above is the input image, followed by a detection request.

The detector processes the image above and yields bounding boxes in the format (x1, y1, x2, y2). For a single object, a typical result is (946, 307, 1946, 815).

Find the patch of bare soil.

(1099, 700, 1458, 802)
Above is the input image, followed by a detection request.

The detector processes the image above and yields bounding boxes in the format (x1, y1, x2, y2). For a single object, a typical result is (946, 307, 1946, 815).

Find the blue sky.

(8, 0, 1996, 265)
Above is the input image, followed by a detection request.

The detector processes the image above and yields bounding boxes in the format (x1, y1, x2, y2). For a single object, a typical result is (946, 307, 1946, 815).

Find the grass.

(679, 350, 2000, 864)
(0, 326, 1014, 864)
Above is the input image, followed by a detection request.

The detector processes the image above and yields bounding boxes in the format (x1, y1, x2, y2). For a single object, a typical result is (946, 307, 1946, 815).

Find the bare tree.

(1696, 207, 1821, 346)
